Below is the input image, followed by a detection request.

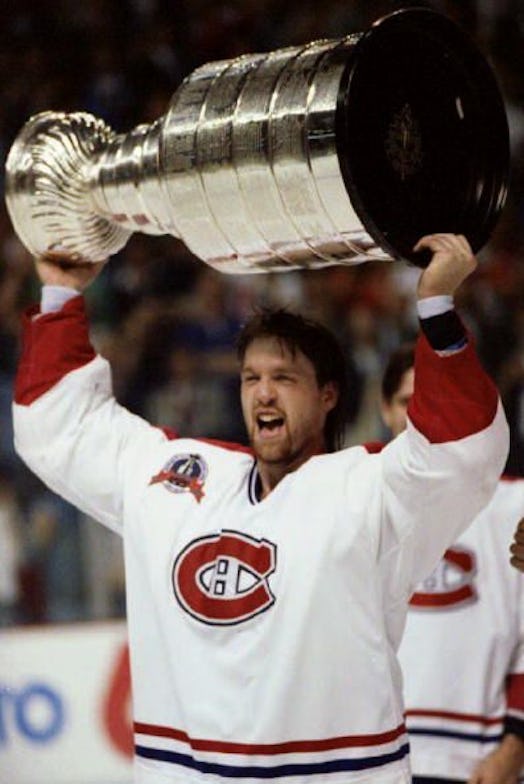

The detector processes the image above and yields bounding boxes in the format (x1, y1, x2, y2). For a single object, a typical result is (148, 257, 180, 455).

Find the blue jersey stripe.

(135, 742, 410, 778)
(409, 727, 502, 744)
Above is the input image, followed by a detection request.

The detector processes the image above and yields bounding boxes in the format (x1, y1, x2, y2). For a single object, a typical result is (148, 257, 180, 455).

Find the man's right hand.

(35, 252, 106, 291)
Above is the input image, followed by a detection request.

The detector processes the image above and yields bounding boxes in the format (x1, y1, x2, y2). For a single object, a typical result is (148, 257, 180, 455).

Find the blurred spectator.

(145, 268, 245, 439)
(145, 343, 233, 436)
(0, 465, 22, 626)
(81, 518, 126, 619)
(20, 491, 86, 623)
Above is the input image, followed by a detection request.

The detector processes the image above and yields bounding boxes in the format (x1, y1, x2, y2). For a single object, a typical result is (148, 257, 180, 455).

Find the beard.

(252, 439, 293, 465)
(250, 425, 307, 469)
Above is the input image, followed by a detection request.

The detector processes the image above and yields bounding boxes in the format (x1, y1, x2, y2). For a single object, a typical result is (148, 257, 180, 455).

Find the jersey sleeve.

(505, 589, 524, 739)
(12, 296, 168, 534)
(505, 677, 524, 740)
(378, 332, 508, 593)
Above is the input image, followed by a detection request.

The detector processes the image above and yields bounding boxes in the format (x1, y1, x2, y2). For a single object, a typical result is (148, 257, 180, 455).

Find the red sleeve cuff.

(15, 296, 96, 405)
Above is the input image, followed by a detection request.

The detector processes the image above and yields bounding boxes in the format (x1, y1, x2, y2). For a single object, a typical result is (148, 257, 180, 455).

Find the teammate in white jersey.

(381, 344, 524, 784)
(13, 234, 508, 784)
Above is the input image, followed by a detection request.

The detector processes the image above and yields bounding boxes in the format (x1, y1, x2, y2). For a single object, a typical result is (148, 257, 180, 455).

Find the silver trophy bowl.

(4, 8, 510, 273)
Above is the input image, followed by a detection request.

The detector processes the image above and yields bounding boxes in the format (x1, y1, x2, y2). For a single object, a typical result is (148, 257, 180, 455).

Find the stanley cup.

(4, 8, 510, 274)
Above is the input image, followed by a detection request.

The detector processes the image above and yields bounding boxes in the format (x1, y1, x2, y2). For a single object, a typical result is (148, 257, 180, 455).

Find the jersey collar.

(248, 462, 262, 505)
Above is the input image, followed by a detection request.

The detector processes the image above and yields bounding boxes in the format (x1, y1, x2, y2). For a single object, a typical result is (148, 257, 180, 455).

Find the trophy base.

(337, 8, 509, 267)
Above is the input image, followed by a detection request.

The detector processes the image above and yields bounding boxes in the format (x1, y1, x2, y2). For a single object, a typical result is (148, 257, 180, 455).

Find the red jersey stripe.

(133, 722, 406, 754)
(405, 708, 502, 726)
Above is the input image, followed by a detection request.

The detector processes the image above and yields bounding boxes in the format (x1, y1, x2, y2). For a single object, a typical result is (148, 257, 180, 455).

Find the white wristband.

(417, 295, 454, 320)
(41, 285, 80, 314)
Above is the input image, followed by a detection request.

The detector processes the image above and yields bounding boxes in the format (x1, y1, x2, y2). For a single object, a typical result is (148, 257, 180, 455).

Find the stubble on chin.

(251, 432, 288, 464)
(253, 437, 302, 470)
(252, 442, 283, 464)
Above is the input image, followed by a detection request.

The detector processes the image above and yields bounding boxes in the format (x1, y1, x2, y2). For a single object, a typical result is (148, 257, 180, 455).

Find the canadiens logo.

(149, 453, 207, 503)
(172, 531, 277, 625)
(409, 547, 478, 610)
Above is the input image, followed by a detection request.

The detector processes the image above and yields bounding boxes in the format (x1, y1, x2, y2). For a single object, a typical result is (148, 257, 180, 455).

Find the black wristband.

(504, 715, 524, 741)
(419, 309, 467, 351)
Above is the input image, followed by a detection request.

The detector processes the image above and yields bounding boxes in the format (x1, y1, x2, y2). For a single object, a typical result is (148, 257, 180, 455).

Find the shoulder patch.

(149, 453, 208, 503)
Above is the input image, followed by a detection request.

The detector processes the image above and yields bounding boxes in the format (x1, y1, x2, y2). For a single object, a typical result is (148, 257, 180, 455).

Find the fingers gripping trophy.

(4, 8, 509, 275)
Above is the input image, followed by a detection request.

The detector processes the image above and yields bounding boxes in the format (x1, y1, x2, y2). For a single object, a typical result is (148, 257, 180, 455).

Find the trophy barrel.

(4, 8, 510, 272)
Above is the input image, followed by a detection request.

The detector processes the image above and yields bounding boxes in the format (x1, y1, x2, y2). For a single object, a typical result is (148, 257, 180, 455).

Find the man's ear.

(321, 381, 339, 413)
(381, 400, 393, 429)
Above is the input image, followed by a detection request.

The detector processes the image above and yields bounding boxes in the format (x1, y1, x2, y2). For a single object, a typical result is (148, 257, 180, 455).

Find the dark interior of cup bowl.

(336, 7, 510, 267)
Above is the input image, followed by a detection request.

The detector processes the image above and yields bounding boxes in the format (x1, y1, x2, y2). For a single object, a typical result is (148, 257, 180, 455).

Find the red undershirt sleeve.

(408, 333, 499, 444)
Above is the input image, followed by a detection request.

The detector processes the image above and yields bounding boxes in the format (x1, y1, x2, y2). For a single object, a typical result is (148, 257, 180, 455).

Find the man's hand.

(468, 736, 524, 784)
(510, 518, 524, 572)
(415, 234, 477, 300)
(35, 252, 106, 292)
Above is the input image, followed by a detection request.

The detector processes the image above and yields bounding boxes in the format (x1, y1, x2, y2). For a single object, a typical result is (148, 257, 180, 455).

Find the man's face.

(381, 367, 414, 438)
(240, 337, 337, 470)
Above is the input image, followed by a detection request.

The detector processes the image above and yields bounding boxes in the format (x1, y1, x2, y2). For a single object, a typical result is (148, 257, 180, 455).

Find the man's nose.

(255, 378, 277, 404)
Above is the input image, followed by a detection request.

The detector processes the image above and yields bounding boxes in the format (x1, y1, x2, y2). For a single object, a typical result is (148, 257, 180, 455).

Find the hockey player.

(382, 345, 524, 784)
(13, 233, 508, 784)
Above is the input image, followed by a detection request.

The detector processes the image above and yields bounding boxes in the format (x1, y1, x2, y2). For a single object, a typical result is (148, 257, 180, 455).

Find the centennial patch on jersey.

(409, 546, 478, 609)
(149, 453, 207, 503)
(172, 531, 277, 625)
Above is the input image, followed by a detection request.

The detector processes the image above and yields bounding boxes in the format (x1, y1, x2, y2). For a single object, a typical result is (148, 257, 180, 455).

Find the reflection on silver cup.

(4, 8, 509, 273)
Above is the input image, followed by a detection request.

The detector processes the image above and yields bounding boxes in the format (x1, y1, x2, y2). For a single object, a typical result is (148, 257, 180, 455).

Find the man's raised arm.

(13, 254, 167, 533)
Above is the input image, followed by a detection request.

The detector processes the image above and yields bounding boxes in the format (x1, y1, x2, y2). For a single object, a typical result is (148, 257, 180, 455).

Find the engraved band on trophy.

(4, 8, 510, 274)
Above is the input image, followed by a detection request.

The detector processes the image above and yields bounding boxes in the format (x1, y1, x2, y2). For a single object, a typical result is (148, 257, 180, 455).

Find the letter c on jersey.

(409, 546, 477, 609)
(173, 531, 277, 625)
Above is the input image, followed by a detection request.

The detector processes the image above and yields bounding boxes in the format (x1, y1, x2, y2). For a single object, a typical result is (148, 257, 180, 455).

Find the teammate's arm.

(467, 733, 524, 784)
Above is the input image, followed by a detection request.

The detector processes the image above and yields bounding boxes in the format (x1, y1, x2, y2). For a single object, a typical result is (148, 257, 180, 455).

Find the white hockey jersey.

(12, 297, 508, 784)
(398, 477, 524, 781)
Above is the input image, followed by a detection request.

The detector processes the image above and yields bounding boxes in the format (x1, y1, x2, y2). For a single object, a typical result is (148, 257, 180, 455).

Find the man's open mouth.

(256, 413, 285, 434)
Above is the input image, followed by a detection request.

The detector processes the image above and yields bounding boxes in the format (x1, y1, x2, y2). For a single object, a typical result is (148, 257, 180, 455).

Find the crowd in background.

(0, 0, 523, 626)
